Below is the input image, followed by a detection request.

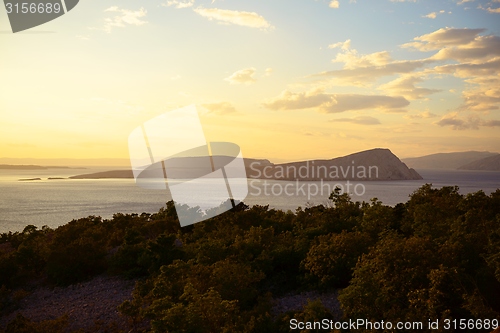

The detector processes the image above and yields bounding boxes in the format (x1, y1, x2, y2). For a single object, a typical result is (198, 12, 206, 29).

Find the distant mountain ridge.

(69, 148, 422, 181)
(403, 151, 498, 170)
(0, 164, 77, 170)
(458, 154, 500, 171)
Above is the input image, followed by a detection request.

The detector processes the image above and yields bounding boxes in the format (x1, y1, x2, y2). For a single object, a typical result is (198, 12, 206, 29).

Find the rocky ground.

(1, 274, 342, 332)
(272, 290, 342, 319)
(0, 274, 138, 332)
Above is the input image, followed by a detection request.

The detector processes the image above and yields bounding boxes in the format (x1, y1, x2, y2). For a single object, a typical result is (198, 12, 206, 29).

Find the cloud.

(378, 75, 441, 100)
(312, 60, 429, 86)
(431, 57, 500, 77)
(264, 68, 273, 77)
(329, 39, 392, 69)
(317, 29, 498, 88)
(201, 102, 237, 115)
(483, 119, 500, 126)
(477, 0, 500, 12)
(402, 27, 500, 100)
(263, 89, 409, 113)
(330, 116, 381, 125)
(224, 68, 256, 85)
(405, 111, 439, 119)
(323, 94, 410, 113)
(435, 112, 500, 130)
(432, 35, 500, 62)
(390, 0, 417, 2)
(460, 80, 500, 111)
(309, 28, 499, 115)
(402, 28, 500, 63)
(402, 28, 486, 51)
(383, 109, 408, 113)
(329, 0, 340, 8)
(103, 7, 147, 33)
(427, 51, 500, 111)
(423, 10, 445, 19)
(486, 6, 500, 13)
(313, 39, 431, 86)
(435, 113, 480, 130)
(263, 89, 332, 110)
(163, 0, 195, 8)
(193, 7, 273, 30)
(457, 0, 473, 4)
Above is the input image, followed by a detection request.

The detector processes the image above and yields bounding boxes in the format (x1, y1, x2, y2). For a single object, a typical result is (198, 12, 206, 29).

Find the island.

(68, 148, 422, 181)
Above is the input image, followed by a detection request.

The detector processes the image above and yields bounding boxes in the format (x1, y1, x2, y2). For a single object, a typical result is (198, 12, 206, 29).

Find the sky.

(1, 0, 499, 164)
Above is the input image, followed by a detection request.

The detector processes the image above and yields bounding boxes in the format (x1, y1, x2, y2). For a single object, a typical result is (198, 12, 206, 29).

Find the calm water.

(0, 168, 499, 233)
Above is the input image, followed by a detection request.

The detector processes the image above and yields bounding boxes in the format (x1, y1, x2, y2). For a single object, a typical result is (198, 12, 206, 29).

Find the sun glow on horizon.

(1, 0, 500, 162)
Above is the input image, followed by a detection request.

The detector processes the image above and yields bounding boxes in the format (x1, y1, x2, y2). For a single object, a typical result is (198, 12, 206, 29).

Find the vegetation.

(0, 184, 499, 332)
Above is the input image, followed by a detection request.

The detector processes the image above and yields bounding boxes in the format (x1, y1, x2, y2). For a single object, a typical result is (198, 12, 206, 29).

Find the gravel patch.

(272, 290, 342, 319)
(0, 274, 139, 332)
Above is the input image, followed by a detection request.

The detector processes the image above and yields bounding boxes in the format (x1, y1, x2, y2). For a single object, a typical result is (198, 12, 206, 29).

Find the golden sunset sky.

(1, 0, 499, 164)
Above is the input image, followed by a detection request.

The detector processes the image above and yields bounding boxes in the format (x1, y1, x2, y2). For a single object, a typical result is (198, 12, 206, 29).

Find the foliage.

(1, 313, 70, 333)
(1, 185, 499, 332)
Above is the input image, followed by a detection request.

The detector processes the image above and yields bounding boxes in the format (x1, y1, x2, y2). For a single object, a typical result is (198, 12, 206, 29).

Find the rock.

(0, 274, 145, 332)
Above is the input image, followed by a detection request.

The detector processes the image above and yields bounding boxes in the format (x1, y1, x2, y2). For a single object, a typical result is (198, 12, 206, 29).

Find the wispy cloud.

(330, 116, 381, 125)
(329, 39, 392, 69)
(406, 28, 500, 112)
(379, 75, 441, 100)
(263, 89, 409, 113)
(315, 39, 430, 86)
(402, 27, 487, 53)
(225, 68, 256, 85)
(312, 60, 429, 87)
(435, 112, 500, 130)
(329, 1, 340, 8)
(163, 0, 195, 9)
(423, 10, 445, 19)
(404, 111, 438, 119)
(485, 6, 500, 13)
(193, 7, 274, 30)
(102, 7, 147, 33)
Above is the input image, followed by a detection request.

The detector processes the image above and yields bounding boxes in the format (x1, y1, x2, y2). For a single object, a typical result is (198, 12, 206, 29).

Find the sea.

(1, 167, 499, 233)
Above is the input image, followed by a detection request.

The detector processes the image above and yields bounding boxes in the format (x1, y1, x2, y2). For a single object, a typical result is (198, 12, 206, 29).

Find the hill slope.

(403, 151, 497, 170)
(458, 154, 500, 171)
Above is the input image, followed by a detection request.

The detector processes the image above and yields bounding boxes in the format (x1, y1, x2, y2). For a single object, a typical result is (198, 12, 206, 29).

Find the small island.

(18, 178, 42, 181)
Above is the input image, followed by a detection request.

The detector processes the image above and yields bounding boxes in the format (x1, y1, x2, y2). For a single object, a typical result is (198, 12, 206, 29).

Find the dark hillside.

(1, 185, 499, 332)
